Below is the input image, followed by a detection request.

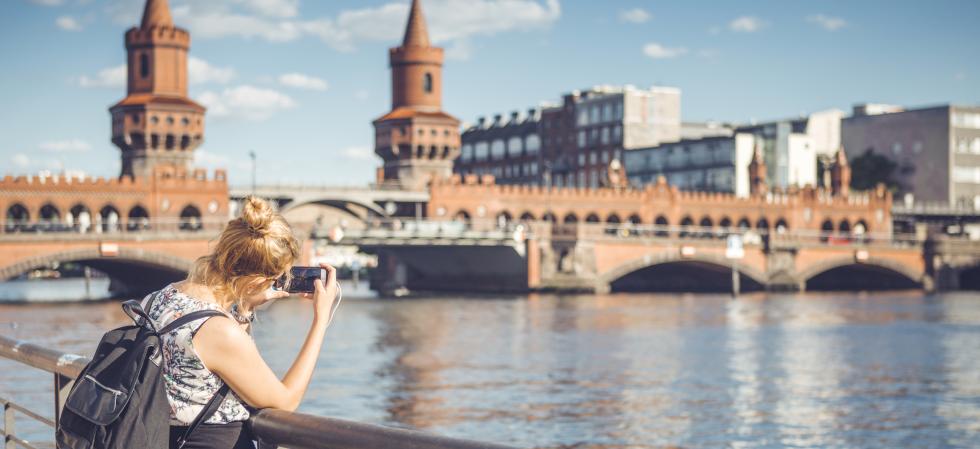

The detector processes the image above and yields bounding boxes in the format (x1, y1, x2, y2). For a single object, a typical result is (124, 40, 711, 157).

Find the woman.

(142, 196, 340, 449)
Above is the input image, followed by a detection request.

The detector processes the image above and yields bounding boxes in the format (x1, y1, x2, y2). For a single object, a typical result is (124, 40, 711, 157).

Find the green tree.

(849, 147, 905, 192)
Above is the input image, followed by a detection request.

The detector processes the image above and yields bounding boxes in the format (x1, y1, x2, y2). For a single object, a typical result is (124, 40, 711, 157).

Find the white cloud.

(12, 153, 31, 168)
(56, 16, 83, 31)
(619, 8, 651, 24)
(807, 14, 846, 31)
(30, 0, 64, 6)
(341, 146, 374, 160)
(642, 42, 687, 59)
(78, 58, 232, 88)
(241, 0, 299, 19)
(444, 39, 473, 61)
(188, 57, 236, 84)
(77, 64, 126, 88)
(278, 73, 328, 91)
(197, 85, 296, 121)
(39, 139, 92, 153)
(955, 72, 967, 81)
(729, 16, 764, 33)
(141, 0, 559, 57)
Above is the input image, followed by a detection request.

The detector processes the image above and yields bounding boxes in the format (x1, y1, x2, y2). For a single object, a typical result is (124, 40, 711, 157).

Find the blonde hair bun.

(241, 196, 275, 236)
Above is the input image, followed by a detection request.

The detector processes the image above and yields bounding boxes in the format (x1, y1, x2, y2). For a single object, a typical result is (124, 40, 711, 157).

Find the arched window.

(756, 218, 770, 233)
(655, 215, 669, 237)
(542, 212, 557, 223)
(606, 213, 621, 224)
(839, 220, 851, 235)
(699, 216, 714, 239)
(100, 205, 121, 233)
(737, 217, 751, 230)
(585, 213, 601, 223)
(627, 214, 642, 225)
(680, 216, 695, 238)
(423, 72, 433, 93)
(821, 219, 835, 242)
(5, 203, 30, 233)
(39, 204, 62, 232)
(127, 205, 150, 231)
(563, 213, 579, 224)
(519, 212, 536, 222)
(69, 204, 92, 233)
(775, 218, 789, 235)
(454, 210, 471, 225)
(139, 53, 150, 79)
(496, 211, 512, 228)
(179, 205, 203, 231)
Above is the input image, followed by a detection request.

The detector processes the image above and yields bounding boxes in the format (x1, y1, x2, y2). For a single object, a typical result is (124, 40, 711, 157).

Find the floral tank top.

(143, 284, 252, 425)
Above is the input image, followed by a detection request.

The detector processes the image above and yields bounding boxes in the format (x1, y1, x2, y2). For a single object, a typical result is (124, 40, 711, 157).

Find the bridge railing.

(316, 218, 529, 243)
(0, 334, 514, 449)
(1, 218, 228, 237)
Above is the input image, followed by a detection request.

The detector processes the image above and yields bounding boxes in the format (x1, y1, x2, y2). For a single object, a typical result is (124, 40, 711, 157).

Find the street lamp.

(249, 150, 256, 195)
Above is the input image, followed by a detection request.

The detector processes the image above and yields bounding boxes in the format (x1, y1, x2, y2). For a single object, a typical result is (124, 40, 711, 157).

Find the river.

(1, 286, 979, 448)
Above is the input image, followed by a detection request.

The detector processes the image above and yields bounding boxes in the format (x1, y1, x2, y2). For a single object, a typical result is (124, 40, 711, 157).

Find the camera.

(274, 266, 327, 294)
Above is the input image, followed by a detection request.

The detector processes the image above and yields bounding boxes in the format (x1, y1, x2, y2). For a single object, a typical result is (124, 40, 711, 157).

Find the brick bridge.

(317, 220, 970, 294)
(0, 227, 220, 296)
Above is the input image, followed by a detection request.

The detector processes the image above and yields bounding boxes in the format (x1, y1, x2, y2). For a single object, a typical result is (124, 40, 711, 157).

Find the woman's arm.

(194, 264, 339, 411)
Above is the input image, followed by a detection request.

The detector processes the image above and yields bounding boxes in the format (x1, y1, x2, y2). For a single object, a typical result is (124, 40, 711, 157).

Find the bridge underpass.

(0, 226, 219, 297)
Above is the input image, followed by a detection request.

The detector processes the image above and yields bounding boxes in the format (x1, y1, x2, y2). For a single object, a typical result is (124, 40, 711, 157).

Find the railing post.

(3, 400, 14, 449)
(53, 373, 73, 431)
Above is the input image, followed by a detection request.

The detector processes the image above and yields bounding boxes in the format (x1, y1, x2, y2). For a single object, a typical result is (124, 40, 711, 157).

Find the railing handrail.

(0, 334, 517, 449)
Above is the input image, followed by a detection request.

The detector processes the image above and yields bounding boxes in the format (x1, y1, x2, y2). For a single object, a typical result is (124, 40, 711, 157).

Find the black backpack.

(56, 295, 229, 449)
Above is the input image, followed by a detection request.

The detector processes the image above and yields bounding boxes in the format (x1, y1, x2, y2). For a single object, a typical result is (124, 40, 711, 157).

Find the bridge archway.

(601, 254, 766, 292)
(960, 264, 980, 290)
(800, 257, 921, 291)
(5, 203, 29, 232)
(0, 248, 192, 297)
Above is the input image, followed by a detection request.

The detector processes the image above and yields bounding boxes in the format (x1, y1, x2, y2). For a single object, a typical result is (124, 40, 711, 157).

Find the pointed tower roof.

(401, 0, 431, 47)
(141, 0, 173, 29)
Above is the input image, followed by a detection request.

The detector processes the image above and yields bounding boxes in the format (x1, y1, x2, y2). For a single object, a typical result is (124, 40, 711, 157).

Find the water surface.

(2, 288, 979, 448)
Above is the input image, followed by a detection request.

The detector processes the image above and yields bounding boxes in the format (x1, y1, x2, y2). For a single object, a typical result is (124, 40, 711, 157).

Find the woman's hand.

(302, 263, 339, 325)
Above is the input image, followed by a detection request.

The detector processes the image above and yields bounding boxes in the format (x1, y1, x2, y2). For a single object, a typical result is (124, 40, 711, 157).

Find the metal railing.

(0, 335, 514, 449)
(0, 218, 228, 239)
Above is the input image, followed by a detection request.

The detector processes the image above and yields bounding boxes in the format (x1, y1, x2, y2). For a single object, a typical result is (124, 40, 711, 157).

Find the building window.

(892, 142, 903, 154)
(578, 131, 586, 148)
(578, 153, 586, 166)
(508, 137, 523, 157)
(525, 134, 541, 154)
(601, 151, 609, 164)
(601, 127, 610, 144)
(139, 53, 149, 79)
(589, 152, 597, 165)
(491, 139, 506, 160)
(423, 73, 433, 93)
(461, 144, 473, 161)
(602, 104, 612, 122)
(475, 141, 489, 161)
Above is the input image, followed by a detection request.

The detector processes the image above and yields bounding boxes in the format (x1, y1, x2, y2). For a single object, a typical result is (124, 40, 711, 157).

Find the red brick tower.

(373, 0, 461, 190)
(110, 0, 205, 179)
(830, 146, 851, 197)
(748, 143, 767, 196)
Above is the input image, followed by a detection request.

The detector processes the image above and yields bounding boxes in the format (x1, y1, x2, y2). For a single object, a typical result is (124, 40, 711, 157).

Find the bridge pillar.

(766, 245, 803, 291)
(370, 252, 408, 296)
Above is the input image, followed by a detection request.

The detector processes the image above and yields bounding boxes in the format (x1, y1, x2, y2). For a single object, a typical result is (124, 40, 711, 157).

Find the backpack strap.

(176, 384, 231, 449)
(159, 309, 228, 335)
(165, 308, 235, 449)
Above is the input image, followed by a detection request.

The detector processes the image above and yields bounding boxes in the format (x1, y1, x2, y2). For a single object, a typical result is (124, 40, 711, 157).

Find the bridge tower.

(830, 146, 851, 197)
(109, 0, 206, 179)
(748, 143, 767, 196)
(373, 0, 461, 191)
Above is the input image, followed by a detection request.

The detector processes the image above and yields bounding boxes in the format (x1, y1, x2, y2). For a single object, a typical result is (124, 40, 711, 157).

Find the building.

(680, 121, 734, 140)
(1, 0, 227, 233)
(456, 109, 542, 185)
(624, 133, 756, 196)
(842, 103, 980, 206)
(111, 0, 206, 179)
(372, 0, 461, 191)
(733, 110, 844, 190)
(541, 85, 681, 189)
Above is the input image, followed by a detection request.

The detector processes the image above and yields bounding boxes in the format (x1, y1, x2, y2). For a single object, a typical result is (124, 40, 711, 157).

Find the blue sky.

(1, 0, 978, 186)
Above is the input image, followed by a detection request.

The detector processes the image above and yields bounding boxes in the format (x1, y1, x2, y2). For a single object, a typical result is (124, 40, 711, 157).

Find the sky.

(0, 0, 978, 187)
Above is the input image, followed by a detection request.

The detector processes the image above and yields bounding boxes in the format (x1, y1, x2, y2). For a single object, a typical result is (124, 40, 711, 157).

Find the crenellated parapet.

(427, 174, 892, 234)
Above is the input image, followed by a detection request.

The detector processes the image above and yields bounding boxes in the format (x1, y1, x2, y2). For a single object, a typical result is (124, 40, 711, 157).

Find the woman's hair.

(188, 196, 300, 310)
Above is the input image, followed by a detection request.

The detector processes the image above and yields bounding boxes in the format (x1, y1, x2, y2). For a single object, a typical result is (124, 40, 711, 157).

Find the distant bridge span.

(230, 185, 429, 219)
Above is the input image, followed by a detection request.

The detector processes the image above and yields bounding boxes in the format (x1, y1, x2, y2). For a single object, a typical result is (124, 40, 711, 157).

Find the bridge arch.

(0, 247, 192, 296)
(799, 256, 922, 291)
(600, 253, 767, 292)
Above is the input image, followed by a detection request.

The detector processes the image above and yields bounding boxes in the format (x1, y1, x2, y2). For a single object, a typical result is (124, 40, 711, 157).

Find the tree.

(849, 147, 905, 192)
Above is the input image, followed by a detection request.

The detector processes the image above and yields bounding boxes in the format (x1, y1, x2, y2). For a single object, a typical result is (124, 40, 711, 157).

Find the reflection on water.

(2, 289, 980, 448)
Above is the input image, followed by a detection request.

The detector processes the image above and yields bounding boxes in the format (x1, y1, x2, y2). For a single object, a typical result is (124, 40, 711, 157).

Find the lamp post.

(249, 150, 256, 196)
